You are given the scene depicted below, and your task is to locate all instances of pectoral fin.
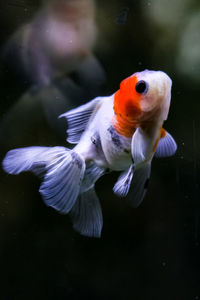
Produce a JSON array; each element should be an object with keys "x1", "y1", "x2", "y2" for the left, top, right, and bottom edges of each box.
[
  {"x1": 155, "y1": 130, "x2": 177, "y2": 157},
  {"x1": 131, "y1": 127, "x2": 148, "y2": 164}
]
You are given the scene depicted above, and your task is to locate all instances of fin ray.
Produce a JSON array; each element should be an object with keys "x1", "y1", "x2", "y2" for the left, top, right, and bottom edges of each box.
[
  {"x1": 70, "y1": 188, "x2": 103, "y2": 238},
  {"x1": 81, "y1": 161, "x2": 105, "y2": 193},
  {"x1": 126, "y1": 163, "x2": 151, "y2": 208},
  {"x1": 2, "y1": 146, "x2": 67, "y2": 177},
  {"x1": 155, "y1": 131, "x2": 177, "y2": 157},
  {"x1": 39, "y1": 151, "x2": 85, "y2": 213},
  {"x1": 113, "y1": 164, "x2": 134, "y2": 197},
  {"x1": 59, "y1": 97, "x2": 102, "y2": 144},
  {"x1": 3, "y1": 146, "x2": 85, "y2": 214}
]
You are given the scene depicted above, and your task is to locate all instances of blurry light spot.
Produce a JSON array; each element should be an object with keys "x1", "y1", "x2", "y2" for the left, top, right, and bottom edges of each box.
[
  {"x1": 176, "y1": 11, "x2": 200, "y2": 81},
  {"x1": 162, "y1": 261, "x2": 166, "y2": 267},
  {"x1": 143, "y1": 0, "x2": 189, "y2": 27}
]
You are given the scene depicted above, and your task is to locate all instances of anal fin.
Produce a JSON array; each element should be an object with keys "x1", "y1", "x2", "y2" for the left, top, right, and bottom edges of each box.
[
  {"x1": 81, "y1": 162, "x2": 105, "y2": 193},
  {"x1": 126, "y1": 163, "x2": 151, "y2": 208},
  {"x1": 113, "y1": 164, "x2": 134, "y2": 197}
]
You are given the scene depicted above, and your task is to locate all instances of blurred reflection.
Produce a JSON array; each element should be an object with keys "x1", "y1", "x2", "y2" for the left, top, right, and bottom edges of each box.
[
  {"x1": 1, "y1": 0, "x2": 106, "y2": 145},
  {"x1": 142, "y1": 0, "x2": 200, "y2": 82},
  {"x1": 1, "y1": 1, "x2": 200, "y2": 299},
  {"x1": 0, "y1": 77, "x2": 96, "y2": 150},
  {"x1": 4, "y1": 0, "x2": 104, "y2": 86},
  {"x1": 144, "y1": 0, "x2": 189, "y2": 27},
  {"x1": 176, "y1": 11, "x2": 200, "y2": 81}
]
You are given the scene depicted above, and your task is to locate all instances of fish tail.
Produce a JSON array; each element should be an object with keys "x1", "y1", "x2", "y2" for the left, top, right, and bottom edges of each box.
[
  {"x1": 70, "y1": 188, "x2": 103, "y2": 238},
  {"x1": 2, "y1": 146, "x2": 86, "y2": 214}
]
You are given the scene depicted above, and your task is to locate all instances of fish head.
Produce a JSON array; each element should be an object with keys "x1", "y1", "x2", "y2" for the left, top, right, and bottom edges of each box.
[
  {"x1": 113, "y1": 70, "x2": 172, "y2": 137},
  {"x1": 135, "y1": 70, "x2": 172, "y2": 121}
]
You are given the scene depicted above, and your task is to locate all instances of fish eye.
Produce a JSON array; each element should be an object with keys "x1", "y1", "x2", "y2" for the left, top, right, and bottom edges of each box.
[{"x1": 135, "y1": 80, "x2": 148, "y2": 94}]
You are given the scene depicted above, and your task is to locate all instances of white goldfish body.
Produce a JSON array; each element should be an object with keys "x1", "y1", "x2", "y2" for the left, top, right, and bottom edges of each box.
[{"x1": 2, "y1": 70, "x2": 177, "y2": 237}]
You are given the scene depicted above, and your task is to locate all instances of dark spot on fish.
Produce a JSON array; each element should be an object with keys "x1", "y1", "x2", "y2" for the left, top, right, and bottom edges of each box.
[
  {"x1": 91, "y1": 136, "x2": 96, "y2": 145},
  {"x1": 91, "y1": 133, "x2": 102, "y2": 150},
  {"x1": 144, "y1": 178, "x2": 150, "y2": 190},
  {"x1": 71, "y1": 152, "x2": 82, "y2": 170},
  {"x1": 130, "y1": 164, "x2": 135, "y2": 177},
  {"x1": 108, "y1": 125, "x2": 122, "y2": 148},
  {"x1": 124, "y1": 149, "x2": 130, "y2": 154},
  {"x1": 125, "y1": 177, "x2": 130, "y2": 186}
]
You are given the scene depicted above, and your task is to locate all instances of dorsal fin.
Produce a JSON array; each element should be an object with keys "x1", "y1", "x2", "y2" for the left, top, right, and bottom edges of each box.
[{"x1": 59, "y1": 97, "x2": 103, "y2": 144}]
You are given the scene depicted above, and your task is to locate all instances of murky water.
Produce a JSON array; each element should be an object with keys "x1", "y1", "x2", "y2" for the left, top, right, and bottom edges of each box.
[{"x1": 0, "y1": 1, "x2": 200, "y2": 299}]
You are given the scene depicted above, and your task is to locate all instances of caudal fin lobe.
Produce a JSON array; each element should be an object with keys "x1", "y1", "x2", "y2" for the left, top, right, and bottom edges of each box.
[{"x1": 2, "y1": 146, "x2": 85, "y2": 213}]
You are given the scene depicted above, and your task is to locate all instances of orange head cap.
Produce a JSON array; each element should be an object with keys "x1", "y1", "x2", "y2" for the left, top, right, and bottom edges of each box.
[{"x1": 113, "y1": 70, "x2": 172, "y2": 137}]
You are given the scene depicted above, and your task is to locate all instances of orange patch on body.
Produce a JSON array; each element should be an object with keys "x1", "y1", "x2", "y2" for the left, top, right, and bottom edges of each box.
[
  {"x1": 153, "y1": 137, "x2": 160, "y2": 153},
  {"x1": 153, "y1": 128, "x2": 167, "y2": 152},
  {"x1": 160, "y1": 128, "x2": 167, "y2": 138},
  {"x1": 113, "y1": 75, "x2": 142, "y2": 137}
]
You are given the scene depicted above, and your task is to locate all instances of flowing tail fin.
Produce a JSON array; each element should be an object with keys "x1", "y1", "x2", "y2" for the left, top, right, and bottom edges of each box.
[
  {"x1": 2, "y1": 146, "x2": 85, "y2": 214},
  {"x1": 70, "y1": 188, "x2": 103, "y2": 238}
]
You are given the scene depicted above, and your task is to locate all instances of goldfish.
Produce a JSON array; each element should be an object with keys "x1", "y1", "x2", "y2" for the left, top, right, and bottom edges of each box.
[{"x1": 2, "y1": 70, "x2": 177, "y2": 238}]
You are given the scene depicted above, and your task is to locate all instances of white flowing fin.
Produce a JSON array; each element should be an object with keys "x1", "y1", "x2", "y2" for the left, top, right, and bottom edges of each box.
[
  {"x1": 131, "y1": 127, "x2": 147, "y2": 164},
  {"x1": 113, "y1": 164, "x2": 134, "y2": 197},
  {"x1": 39, "y1": 151, "x2": 85, "y2": 214},
  {"x1": 2, "y1": 147, "x2": 85, "y2": 214},
  {"x1": 80, "y1": 162, "x2": 105, "y2": 193},
  {"x1": 59, "y1": 97, "x2": 103, "y2": 144},
  {"x1": 70, "y1": 188, "x2": 103, "y2": 238},
  {"x1": 126, "y1": 162, "x2": 151, "y2": 208},
  {"x1": 2, "y1": 146, "x2": 67, "y2": 177},
  {"x1": 155, "y1": 131, "x2": 177, "y2": 157}
]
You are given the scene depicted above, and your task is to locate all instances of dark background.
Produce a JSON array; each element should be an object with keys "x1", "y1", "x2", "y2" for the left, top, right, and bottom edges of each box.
[{"x1": 0, "y1": 0, "x2": 200, "y2": 299}]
